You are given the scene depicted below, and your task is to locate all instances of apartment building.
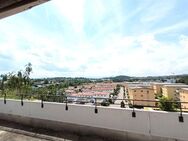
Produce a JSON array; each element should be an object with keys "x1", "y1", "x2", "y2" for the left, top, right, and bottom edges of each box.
[
  {"x1": 162, "y1": 85, "x2": 188, "y2": 100},
  {"x1": 128, "y1": 87, "x2": 155, "y2": 107},
  {"x1": 152, "y1": 83, "x2": 165, "y2": 95},
  {"x1": 124, "y1": 82, "x2": 151, "y2": 89},
  {"x1": 179, "y1": 88, "x2": 188, "y2": 111},
  {"x1": 92, "y1": 83, "x2": 116, "y2": 92}
]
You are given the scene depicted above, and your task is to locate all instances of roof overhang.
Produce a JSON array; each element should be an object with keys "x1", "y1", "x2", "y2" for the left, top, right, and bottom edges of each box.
[{"x1": 0, "y1": 0, "x2": 49, "y2": 19}]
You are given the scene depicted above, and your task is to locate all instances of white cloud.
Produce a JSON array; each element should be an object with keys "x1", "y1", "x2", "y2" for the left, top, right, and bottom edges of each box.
[
  {"x1": 180, "y1": 35, "x2": 188, "y2": 48},
  {"x1": 140, "y1": 0, "x2": 176, "y2": 23},
  {"x1": 0, "y1": 0, "x2": 188, "y2": 78},
  {"x1": 51, "y1": 0, "x2": 85, "y2": 33},
  {"x1": 153, "y1": 20, "x2": 188, "y2": 35}
]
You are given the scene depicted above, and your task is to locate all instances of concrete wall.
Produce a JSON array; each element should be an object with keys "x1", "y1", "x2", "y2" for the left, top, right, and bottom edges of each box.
[{"x1": 0, "y1": 99, "x2": 187, "y2": 141}]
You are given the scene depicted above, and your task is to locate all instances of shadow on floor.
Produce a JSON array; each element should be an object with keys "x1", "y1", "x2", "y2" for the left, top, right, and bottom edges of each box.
[{"x1": 0, "y1": 120, "x2": 105, "y2": 141}]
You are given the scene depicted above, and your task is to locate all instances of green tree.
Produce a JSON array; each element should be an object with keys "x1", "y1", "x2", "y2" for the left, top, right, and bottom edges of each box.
[
  {"x1": 24, "y1": 62, "x2": 32, "y2": 85},
  {"x1": 155, "y1": 93, "x2": 163, "y2": 99},
  {"x1": 3, "y1": 63, "x2": 33, "y2": 99},
  {"x1": 0, "y1": 74, "x2": 7, "y2": 95},
  {"x1": 159, "y1": 96, "x2": 176, "y2": 111},
  {"x1": 44, "y1": 79, "x2": 49, "y2": 84},
  {"x1": 17, "y1": 71, "x2": 23, "y2": 95}
]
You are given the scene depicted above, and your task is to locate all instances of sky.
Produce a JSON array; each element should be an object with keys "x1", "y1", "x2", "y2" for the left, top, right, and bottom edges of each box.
[{"x1": 0, "y1": 0, "x2": 188, "y2": 78}]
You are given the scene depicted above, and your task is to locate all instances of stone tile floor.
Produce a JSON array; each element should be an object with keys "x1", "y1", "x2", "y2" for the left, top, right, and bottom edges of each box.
[
  {"x1": 0, "y1": 130, "x2": 48, "y2": 141},
  {"x1": 0, "y1": 120, "x2": 105, "y2": 141},
  {"x1": 0, "y1": 130, "x2": 105, "y2": 141}
]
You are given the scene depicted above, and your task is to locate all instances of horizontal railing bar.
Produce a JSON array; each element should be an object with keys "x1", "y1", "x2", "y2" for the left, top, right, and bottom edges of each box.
[{"x1": 2, "y1": 94, "x2": 188, "y2": 104}]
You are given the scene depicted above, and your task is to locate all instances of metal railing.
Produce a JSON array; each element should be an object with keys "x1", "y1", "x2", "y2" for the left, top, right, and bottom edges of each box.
[{"x1": 1, "y1": 93, "x2": 188, "y2": 122}]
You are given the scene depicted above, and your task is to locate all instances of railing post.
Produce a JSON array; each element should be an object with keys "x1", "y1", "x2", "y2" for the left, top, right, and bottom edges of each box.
[
  {"x1": 132, "y1": 99, "x2": 136, "y2": 117},
  {"x1": 179, "y1": 102, "x2": 184, "y2": 122},
  {"x1": 65, "y1": 96, "x2": 68, "y2": 111},
  {"x1": 4, "y1": 92, "x2": 6, "y2": 104},
  {"x1": 121, "y1": 100, "x2": 125, "y2": 108},
  {"x1": 21, "y1": 94, "x2": 23, "y2": 106},
  {"x1": 94, "y1": 98, "x2": 98, "y2": 114},
  {"x1": 41, "y1": 95, "x2": 44, "y2": 108}
]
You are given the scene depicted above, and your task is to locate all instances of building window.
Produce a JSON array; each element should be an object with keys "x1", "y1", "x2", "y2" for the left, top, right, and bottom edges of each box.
[
  {"x1": 134, "y1": 90, "x2": 136, "y2": 92},
  {"x1": 147, "y1": 91, "x2": 149, "y2": 94},
  {"x1": 141, "y1": 95, "x2": 143, "y2": 97},
  {"x1": 141, "y1": 90, "x2": 143, "y2": 92}
]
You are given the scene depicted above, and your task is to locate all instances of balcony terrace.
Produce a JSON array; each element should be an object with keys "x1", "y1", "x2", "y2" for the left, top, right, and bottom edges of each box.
[{"x1": 0, "y1": 97, "x2": 188, "y2": 141}]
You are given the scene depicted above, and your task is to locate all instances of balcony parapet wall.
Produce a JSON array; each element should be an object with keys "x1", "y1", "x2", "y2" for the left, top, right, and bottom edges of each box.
[{"x1": 0, "y1": 99, "x2": 187, "y2": 141}]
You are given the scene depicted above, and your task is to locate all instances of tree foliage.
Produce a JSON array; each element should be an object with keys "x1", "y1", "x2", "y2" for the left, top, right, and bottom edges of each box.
[
  {"x1": 176, "y1": 76, "x2": 188, "y2": 85},
  {"x1": 159, "y1": 96, "x2": 176, "y2": 111},
  {"x1": 111, "y1": 84, "x2": 121, "y2": 96},
  {"x1": 0, "y1": 63, "x2": 32, "y2": 98}
]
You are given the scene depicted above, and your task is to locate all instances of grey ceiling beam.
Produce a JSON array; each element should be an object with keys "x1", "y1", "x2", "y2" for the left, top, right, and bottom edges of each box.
[{"x1": 0, "y1": 0, "x2": 49, "y2": 19}]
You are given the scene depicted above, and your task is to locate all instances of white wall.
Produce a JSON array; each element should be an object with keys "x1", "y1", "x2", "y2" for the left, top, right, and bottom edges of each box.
[
  {"x1": 149, "y1": 111, "x2": 188, "y2": 140},
  {"x1": 0, "y1": 99, "x2": 187, "y2": 141}
]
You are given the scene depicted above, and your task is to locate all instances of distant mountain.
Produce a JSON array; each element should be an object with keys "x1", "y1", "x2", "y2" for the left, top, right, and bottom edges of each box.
[
  {"x1": 104, "y1": 74, "x2": 188, "y2": 82},
  {"x1": 32, "y1": 74, "x2": 188, "y2": 83},
  {"x1": 105, "y1": 75, "x2": 132, "y2": 82}
]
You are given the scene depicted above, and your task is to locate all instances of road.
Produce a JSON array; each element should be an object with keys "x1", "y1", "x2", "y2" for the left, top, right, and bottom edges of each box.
[
  {"x1": 115, "y1": 87, "x2": 124, "y2": 104},
  {"x1": 114, "y1": 87, "x2": 129, "y2": 108}
]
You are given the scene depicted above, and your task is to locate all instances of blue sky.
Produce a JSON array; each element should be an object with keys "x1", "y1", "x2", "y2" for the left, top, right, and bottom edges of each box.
[{"x1": 0, "y1": 0, "x2": 188, "y2": 78}]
